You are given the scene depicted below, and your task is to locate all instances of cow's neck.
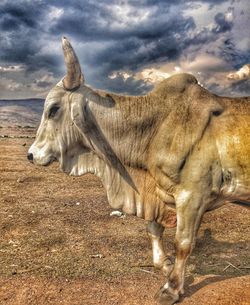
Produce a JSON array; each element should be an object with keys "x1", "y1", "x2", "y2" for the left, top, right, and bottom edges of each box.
[
  {"x1": 87, "y1": 91, "x2": 169, "y2": 169},
  {"x1": 66, "y1": 148, "x2": 175, "y2": 227},
  {"x1": 64, "y1": 90, "x2": 172, "y2": 215}
]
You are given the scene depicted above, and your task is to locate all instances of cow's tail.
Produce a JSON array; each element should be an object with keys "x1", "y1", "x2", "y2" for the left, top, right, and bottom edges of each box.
[{"x1": 231, "y1": 200, "x2": 250, "y2": 209}]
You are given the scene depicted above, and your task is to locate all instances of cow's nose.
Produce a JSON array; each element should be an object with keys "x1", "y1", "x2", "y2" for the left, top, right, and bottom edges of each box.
[{"x1": 27, "y1": 153, "x2": 33, "y2": 162}]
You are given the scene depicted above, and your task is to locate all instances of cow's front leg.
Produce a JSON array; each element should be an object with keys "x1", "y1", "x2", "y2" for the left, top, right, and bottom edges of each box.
[
  {"x1": 155, "y1": 191, "x2": 206, "y2": 304},
  {"x1": 147, "y1": 221, "x2": 173, "y2": 276}
]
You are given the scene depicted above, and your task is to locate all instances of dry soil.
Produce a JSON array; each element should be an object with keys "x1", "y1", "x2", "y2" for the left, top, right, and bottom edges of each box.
[{"x1": 0, "y1": 128, "x2": 249, "y2": 305}]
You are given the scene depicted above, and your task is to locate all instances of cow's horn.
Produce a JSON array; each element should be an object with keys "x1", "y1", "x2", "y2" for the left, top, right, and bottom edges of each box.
[{"x1": 62, "y1": 37, "x2": 84, "y2": 90}]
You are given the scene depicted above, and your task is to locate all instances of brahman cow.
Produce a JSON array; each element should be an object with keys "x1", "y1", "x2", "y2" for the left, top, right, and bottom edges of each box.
[{"x1": 28, "y1": 37, "x2": 250, "y2": 304}]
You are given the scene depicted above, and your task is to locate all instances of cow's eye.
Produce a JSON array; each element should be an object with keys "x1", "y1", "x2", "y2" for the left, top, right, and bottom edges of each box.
[{"x1": 48, "y1": 105, "x2": 60, "y2": 118}]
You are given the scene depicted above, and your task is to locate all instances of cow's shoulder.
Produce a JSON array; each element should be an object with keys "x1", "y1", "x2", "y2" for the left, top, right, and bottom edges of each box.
[{"x1": 152, "y1": 73, "x2": 198, "y2": 97}]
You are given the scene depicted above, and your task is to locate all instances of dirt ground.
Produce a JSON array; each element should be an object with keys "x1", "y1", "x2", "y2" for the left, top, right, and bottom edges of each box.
[{"x1": 0, "y1": 128, "x2": 249, "y2": 305}]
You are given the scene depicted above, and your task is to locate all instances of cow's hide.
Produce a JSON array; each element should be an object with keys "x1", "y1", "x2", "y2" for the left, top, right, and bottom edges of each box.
[
  {"x1": 147, "y1": 74, "x2": 223, "y2": 193},
  {"x1": 56, "y1": 74, "x2": 223, "y2": 226}
]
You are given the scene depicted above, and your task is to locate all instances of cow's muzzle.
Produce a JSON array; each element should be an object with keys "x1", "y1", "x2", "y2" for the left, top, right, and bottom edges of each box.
[{"x1": 27, "y1": 153, "x2": 34, "y2": 162}]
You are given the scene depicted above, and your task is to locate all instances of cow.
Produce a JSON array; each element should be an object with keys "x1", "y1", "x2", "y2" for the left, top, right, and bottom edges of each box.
[{"x1": 28, "y1": 37, "x2": 250, "y2": 304}]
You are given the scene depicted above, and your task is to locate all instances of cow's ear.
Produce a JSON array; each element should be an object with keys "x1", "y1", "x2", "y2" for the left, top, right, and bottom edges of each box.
[
  {"x1": 71, "y1": 95, "x2": 89, "y2": 134},
  {"x1": 70, "y1": 90, "x2": 115, "y2": 134}
]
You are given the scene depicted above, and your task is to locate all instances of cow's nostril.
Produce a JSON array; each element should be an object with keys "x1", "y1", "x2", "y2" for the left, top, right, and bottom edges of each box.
[{"x1": 27, "y1": 153, "x2": 33, "y2": 161}]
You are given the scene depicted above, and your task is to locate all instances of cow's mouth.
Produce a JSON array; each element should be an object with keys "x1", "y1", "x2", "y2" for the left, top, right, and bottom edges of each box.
[
  {"x1": 42, "y1": 156, "x2": 57, "y2": 166},
  {"x1": 28, "y1": 155, "x2": 57, "y2": 166}
]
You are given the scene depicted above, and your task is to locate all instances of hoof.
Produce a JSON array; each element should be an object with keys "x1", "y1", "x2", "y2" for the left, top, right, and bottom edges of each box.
[{"x1": 155, "y1": 286, "x2": 179, "y2": 305}]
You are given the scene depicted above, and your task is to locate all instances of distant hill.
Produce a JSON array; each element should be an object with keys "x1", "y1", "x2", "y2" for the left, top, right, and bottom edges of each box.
[{"x1": 0, "y1": 99, "x2": 44, "y2": 127}]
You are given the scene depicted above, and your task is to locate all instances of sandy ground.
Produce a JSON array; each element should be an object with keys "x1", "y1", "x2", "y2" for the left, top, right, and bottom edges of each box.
[{"x1": 0, "y1": 129, "x2": 249, "y2": 305}]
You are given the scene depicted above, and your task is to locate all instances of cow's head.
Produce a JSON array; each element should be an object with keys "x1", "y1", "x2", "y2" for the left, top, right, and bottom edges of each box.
[{"x1": 28, "y1": 37, "x2": 114, "y2": 174}]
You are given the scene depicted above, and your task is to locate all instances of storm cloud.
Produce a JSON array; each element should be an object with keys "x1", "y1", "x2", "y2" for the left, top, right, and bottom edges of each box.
[{"x1": 0, "y1": 0, "x2": 249, "y2": 98}]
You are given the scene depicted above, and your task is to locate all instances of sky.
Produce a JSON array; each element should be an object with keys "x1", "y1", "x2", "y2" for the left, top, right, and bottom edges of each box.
[{"x1": 0, "y1": 0, "x2": 249, "y2": 99}]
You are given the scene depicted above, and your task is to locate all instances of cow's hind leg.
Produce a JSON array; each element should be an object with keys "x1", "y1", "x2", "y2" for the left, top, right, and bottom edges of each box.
[
  {"x1": 147, "y1": 221, "x2": 173, "y2": 276},
  {"x1": 155, "y1": 191, "x2": 207, "y2": 304}
]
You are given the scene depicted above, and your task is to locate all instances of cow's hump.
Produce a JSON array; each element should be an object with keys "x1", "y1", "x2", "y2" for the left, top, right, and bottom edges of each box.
[{"x1": 153, "y1": 73, "x2": 198, "y2": 97}]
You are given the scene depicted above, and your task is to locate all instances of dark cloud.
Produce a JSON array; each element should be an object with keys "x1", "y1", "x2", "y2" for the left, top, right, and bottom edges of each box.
[
  {"x1": 0, "y1": 0, "x2": 249, "y2": 98},
  {"x1": 202, "y1": 0, "x2": 229, "y2": 3},
  {"x1": 34, "y1": 80, "x2": 52, "y2": 88},
  {"x1": 207, "y1": 78, "x2": 250, "y2": 97},
  {"x1": 0, "y1": 2, "x2": 45, "y2": 65},
  {"x1": 1, "y1": 0, "x2": 196, "y2": 68},
  {"x1": 230, "y1": 79, "x2": 250, "y2": 96},
  {"x1": 0, "y1": 3, "x2": 40, "y2": 30},
  {"x1": 98, "y1": 73, "x2": 153, "y2": 95},
  {"x1": 0, "y1": 0, "x2": 63, "y2": 77},
  {"x1": 47, "y1": 0, "x2": 196, "y2": 93},
  {"x1": 224, "y1": 44, "x2": 250, "y2": 69},
  {"x1": 213, "y1": 12, "x2": 233, "y2": 33},
  {"x1": 49, "y1": 0, "x2": 194, "y2": 42},
  {"x1": 0, "y1": 1, "x2": 46, "y2": 34}
]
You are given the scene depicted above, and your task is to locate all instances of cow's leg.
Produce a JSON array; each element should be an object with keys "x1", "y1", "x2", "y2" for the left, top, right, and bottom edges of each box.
[
  {"x1": 147, "y1": 221, "x2": 173, "y2": 275},
  {"x1": 155, "y1": 191, "x2": 206, "y2": 304}
]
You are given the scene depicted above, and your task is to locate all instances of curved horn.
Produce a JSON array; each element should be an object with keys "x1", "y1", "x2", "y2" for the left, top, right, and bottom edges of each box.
[{"x1": 62, "y1": 37, "x2": 84, "y2": 90}]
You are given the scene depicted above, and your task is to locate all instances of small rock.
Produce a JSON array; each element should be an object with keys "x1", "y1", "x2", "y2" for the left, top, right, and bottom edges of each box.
[
  {"x1": 76, "y1": 202, "x2": 80, "y2": 206},
  {"x1": 8, "y1": 240, "x2": 18, "y2": 246},
  {"x1": 90, "y1": 254, "x2": 104, "y2": 258},
  {"x1": 17, "y1": 177, "x2": 25, "y2": 183},
  {"x1": 22, "y1": 143, "x2": 26, "y2": 147},
  {"x1": 110, "y1": 210, "x2": 125, "y2": 218}
]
